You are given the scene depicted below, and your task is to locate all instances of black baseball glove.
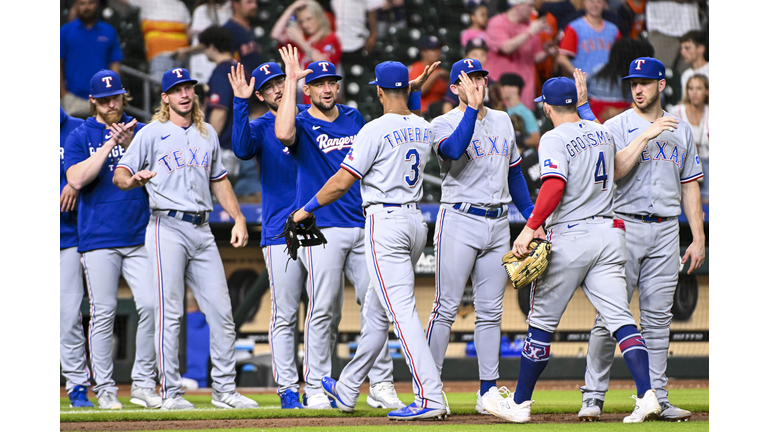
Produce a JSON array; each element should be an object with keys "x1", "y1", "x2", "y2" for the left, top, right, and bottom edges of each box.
[{"x1": 271, "y1": 210, "x2": 327, "y2": 260}]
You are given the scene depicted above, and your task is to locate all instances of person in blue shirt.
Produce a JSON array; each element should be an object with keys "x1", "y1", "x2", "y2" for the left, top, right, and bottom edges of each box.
[
  {"x1": 60, "y1": 0, "x2": 123, "y2": 118},
  {"x1": 498, "y1": 73, "x2": 540, "y2": 148},
  {"x1": 222, "y1": 0, "x2": 262, "y2": 75},
  {"x1": 60, "y1": 107, "x2": 92, "y2": 408},
  {"x1": 63, "y1": 70, "x2": 159, "y2": 410}
]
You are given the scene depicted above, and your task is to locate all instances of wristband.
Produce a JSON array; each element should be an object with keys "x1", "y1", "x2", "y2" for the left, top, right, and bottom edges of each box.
[
  {"x1": 303, "y1": 195, "x2": 323, "y2": 213},
  {"x1": 407, "y1": 90, "x2": 422, "y2": 111},
  {"x1": 577, "y1": 102, "x2": 597, "y2": 121}
]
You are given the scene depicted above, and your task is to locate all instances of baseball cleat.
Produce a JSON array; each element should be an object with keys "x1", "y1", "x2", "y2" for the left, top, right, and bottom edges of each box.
[
  {"x1": 129, "y1": 383, "x2": 162, "y2": 409},
  {"x1": 623, "y1": 389, "x2": 661, "y2": 423},
  {"x1": 279, "y1": 389, "x2": 304, "y2": 409},
  {"x1": 160, "y1": 395, "x2": 195, "y2": 410},
  {"x1": 322, "y1": 377, "x2": 355, "y2": 413},
  {"x1": 212, "y1": 390, "x2": 259, "y2": 409},
  {"x1": 578, "y1": 398, "x2": 603, "y2": 422},
  {"x1": 442, "y1": 391, "x2": 451, "y2": 416},
  {"x1": 476, "y1": 386, "x2": 503, "y2": 415},
  {"x1": 387, "y1": 402, "x2": 447, "y2": 421},
  {"x1": 305, "y1": 392, "x2": 333, "y2": 409},
  {"x1": 68, "y1": 385, "x2": 94, "y2": 408},
  {"x1": 97, "y1": 391, "x2": 123, "y2": 410},
  {"x1": 480, "y1": 387, "x2": 533, "y2": 423},
  {"x1": 659, "y1": 401, "x2": 692, "y2": 422},
  {"x1": 367, "y1": 381, "x2": 405, "y2": 409}
]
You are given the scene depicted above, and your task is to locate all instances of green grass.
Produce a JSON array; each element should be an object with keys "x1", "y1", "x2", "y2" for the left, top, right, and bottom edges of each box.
[
  {"x1": 131, "y1": 425, "x2": 710, "y2": 432},
  {"x1": 60, "y1": 389, "x2": 708, "y2": 423}
]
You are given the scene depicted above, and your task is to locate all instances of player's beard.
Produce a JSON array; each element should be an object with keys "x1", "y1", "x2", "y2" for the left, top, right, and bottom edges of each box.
[
  {"x1": 170, "y1": 98, "x2": 194, "y2": 117},
  {"x1": 634, "y1": 86, "x2": 660, "y2": 112},
  {"x1": 103, "y1": 110, "x2": 123, "y2": 126},
  {"x1": 312, "y1": 93, "x2": 337, "y2": 112}
]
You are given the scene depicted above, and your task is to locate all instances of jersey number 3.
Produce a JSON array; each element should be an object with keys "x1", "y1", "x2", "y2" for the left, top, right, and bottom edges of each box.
[
  {"x1": 594, "y1": 151, "x2": 608, "y2": 191},
  {"x1": 405, "y1": 148, "x2": 420, "y2": 187}
]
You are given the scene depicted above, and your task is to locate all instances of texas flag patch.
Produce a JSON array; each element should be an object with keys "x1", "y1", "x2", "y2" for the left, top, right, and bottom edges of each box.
[
  {"x1": 544, "y1": 158, "x2": 559, "y2": 169},
  {"x1": 345, "y1": 148, "x2": 356, "y2": 162}
]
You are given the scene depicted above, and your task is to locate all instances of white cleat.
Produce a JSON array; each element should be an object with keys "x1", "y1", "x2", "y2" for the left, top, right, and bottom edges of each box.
[
  {"x1": 366, "y1": 381, "x2": 405, "y2": 409},
  {"x1": 130, "y1": 383, "x2": 162, "y2": 409},
  {"x1": 476, "y1": 386, "x2": 504, "y2": 415},
  {"x1": 161, "y1": 395, "x2": 195, "y2": 410},
  {"x1": 97, "y1": 392, "x2": 123, "y2": 410},
  {"x1": 578, "y1": 398, "x2": 603, "y2": 422},
  {"x1": 480, "y1": 387, "x2": 533, "y2": 423},
  {"x1": 623, "y1": 389, "x2": 662, "y2": 423},
  {"x1": 305, "y1": 392, "x2": 333, "y2": 409},
  {"x1": 212, "y1": 390, "x2": 260, "y2": 409}
]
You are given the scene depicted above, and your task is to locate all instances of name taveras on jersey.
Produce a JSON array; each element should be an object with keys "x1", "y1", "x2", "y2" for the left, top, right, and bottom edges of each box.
[
  {"x1": 158, "y1": 147, "x2": 211, "y2": 173},
  {"x1": 317, "y1": 134, "x2": 357, "y2": 154},
  {"x1": 565, "y1": 130, "x2": 612, "y2": 158},
  {"x1": 384, "y1": 126, "x2": 432, "y2": 148}
]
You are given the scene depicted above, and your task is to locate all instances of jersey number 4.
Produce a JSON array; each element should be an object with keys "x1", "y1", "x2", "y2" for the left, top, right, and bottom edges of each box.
[
  {"x1": 594, "y1": 151, "x2": 608, "y2": 191},
  {"x1": 405, "y1": 148, "x2": 420, "y2": 187}
]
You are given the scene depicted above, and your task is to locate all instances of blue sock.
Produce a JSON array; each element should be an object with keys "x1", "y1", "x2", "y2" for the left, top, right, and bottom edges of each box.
[
  {"x1": 514, "y1": 327, "x2": 551, "y2": 404},
  {"x1": 615, "y1": 325, "x2": 652, "y2": 397},
  {"x1": 480, "y1": 380, "x2": 497, "y2": 396}
]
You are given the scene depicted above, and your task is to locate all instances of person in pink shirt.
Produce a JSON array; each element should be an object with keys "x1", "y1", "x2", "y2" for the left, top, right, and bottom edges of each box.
[
  {"x1": 460, "y1": 1, "x2": 488, "y2": 47},
  {"x1": 485, "y1": 0, "x2": 557, "y2": 110}
]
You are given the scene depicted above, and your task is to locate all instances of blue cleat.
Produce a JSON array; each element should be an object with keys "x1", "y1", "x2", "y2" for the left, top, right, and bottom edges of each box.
[
  {"x1": 68, "y1": 385, "x2": 95, "y2": 408},
  {"x1": 321, "y1": 377, "x2": 355, "y2": 413},
  {"x1": 279, "y1": 389, "x2": 304, "y2": 409},
  {"x1": 388, "y1": 402, "x2": 448, "y2": 421}
]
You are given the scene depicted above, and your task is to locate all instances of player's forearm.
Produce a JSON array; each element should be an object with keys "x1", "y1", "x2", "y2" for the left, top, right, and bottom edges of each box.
[
  {"x1": 212, "y1": 178, "x2": 245, "y2": 222},
  {"x1": 231, "y1": 98, "x2": 256, "y2": 159},
  {"x1": 275, "y1": 81, "x2": 299, "y2": 146},
  {"x1": 681, "y1": 181, "x2": 705, "y2": 243},
  {"x1": 66, "y1": 144, "x2": 117, "y2": 189},
  {"x1": 614, "y1": 135, "x2": 651, "y2": 180},
  {"x1": 526, "y1": 177, "x2": 565, "y2": 230},
  {"x1": 500, "y1": 31, "x2": 533, "y2": 54},
  {"x1": 316, "y1": 169, "x2": 357, "y2": 206},
  {"x1": 112, "y1": 166, "x2": 137, "y2": 190},
  {"x1": 437, "y1": 107, "x2": 478, "y2": 160},
  {"x1": 508, "y1": 164, "x2": 534, "y2": 219}
]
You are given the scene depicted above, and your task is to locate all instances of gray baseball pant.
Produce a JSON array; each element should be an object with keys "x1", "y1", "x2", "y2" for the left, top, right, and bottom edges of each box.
[{"x1": 60, "y1": 246, "x2": 91, "y2": 393}]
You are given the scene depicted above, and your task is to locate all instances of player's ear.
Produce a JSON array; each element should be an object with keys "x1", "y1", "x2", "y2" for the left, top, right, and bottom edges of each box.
[
  {"x1": 658, "y1": 79, "x2": 666, "y2": 93},
  {"x1": 161, "y1": 93, "x2": 169, "y2": 104},
  {"x1": 254, "y1": 91, "x2": 265, "y2": 102},
  {"x1": 302, "y1": 85, "x2": 310, "y2": 96},
  {"x1": 450, "y1": 84, "x2": 459, "y2": 96}
]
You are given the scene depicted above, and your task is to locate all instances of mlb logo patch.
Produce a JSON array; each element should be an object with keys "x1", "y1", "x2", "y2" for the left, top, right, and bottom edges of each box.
[{"x1": 544, "y1": 158, "x2": 559, "y2": 169}]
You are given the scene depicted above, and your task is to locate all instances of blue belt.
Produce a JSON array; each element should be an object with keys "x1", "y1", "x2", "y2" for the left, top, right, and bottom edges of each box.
[
  {"x1": 618, "y1": 212, "x2": 673, "y2": 223},
  {"x1": 168, "y1": 210, "x2": 208, "y2": 225},
  {"x1": 453, "y1": 203, "x2": 506, "y2": 219}
]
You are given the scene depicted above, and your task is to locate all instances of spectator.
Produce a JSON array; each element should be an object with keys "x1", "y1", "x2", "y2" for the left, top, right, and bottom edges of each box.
[
  {"x1": 187, "y1": 0, "x2": 233, "y2": 83},
  {"x1": 442, "y1": 38, "x2": 494, "y2": 113},
  {"x1": 61, "y1": 0, "x2": 123, "y2": 118},
  {"x1": 377, "y1": 0, "x2": 407, "y2": 36},
  {"x1": 499, "y1": 73, "x2": 540, "y2": 148},
  {"x1": 199, "y1": 26, "x2": 240, "y2": 179},
  {"x1": 331, "y1": 0, "x2": 383, "y2": 68},
  {"x1": 669, "y1": 74, "x2": 708, "y2": 203},
  {"x1": 460, "y1": 1, "x2": 489, "y2": 47},
  {"x1": 616, "y1": 0, "x2": 645, "y2": 39},
  {"x1": 678, "y1": 30, "x2": 708, "y2": 103},
  {"x1": 557, "y1": 0, "x2": 621, "y2": 77},
  {"x1": 222, "y1": 0, "x2": 262, "y2": 75},
  {"x1": 586, "y1": 37, "x2": 654, "y2": 122},
  {"x1": 485, "y1": 0, "x2": 557, "y2": 111},
  {"x1": 115, "y1": 0, "x2": 192, "y2": 83},
  {"x1": 645, "y1": 0, "x2": 702, "y2": 73},
  {"x1": 535, "y1": 0, "x2": 577, "y2": 32},
  {"x1": 409, "y1": 36, "x2": 449, "y2": 113}
]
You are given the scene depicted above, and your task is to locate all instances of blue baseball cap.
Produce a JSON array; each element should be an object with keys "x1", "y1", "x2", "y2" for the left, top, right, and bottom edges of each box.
[
  {"x1": 305, "y1": 61, "x2": 343, "y2": 85},
  {"x1": 534, "y1": 77, "x2": 577, "y2": 105},
  {"x1": 450, "y1": 58, "x2": 489, "y2": 85},
  {"x1": 623, "y1": 57, "x2": 666, "y2": 80},
  {"x1": 162, "y1": 68, "x2": 198, "y2": 93},
  {"x1": 369, "y1": 61, "x2": 409, "y2": 89},
  {"x1": 252, "y1": 62, "x2": 286, "y2": 91},
  {"x1": 90, "y1": 70, "x2": 126, "y2": 98}
]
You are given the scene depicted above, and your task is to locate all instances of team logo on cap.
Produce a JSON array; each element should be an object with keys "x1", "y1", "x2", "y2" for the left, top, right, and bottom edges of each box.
[
  {"x1": 102, "y1": 76, "x2": 113, "y2": 88},
  {"x1": 318, "y1": 62, "x2": 330, "y2": 72},
  {"x1": 259, "y1": 64, "x2": 271, "y2": 75},
  {"x1": 172, "y1": 68, "x2": 184, "y2": 78},
  {"x1": 463, "y1": 59, "x2": 476, "y2": 69},
  {"x1": 634, "y1": 59, "x2": 646, "y2": 70}
]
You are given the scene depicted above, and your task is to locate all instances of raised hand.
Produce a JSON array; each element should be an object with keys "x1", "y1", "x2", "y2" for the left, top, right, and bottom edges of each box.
[
  {"x1": 409, "y1": 61, "x2": 441, "y2": 93},
  {"x1": 642, "y1": 116, "x2": 680, "y2": 141},
  {"x1": 574, "y1": 68, "x2": 588, "y2": 107},
  {"x1": 109, "y1": 118, "x2": 138, "y2": 149},
  {"x1": 228, "y1": 63, "x2": 255, "y2": 99},
  {"x1": 458, "y1": 71, "x2": 483, "y2": 110},
  {"x1": 129, "y1": 170, "x2": 157, "y2": 188},
  {"x1": 279, "y1": 44, "x2": 313, "y2": 82}
]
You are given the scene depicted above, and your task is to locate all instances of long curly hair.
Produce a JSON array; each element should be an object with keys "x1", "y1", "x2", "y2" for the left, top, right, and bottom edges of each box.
[
  {"x1": 151, "y1": 94, "x2": 209, "y2": 138},
  {"x1": 592, "y1": 37, "x2": 655, "y2": 99}
]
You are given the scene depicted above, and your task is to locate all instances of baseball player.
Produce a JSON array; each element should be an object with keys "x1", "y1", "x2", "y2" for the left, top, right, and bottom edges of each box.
[
  {"x1": 425, "y1": 58, "x2": 542, "y2": 414},
  {"x1": 481, "y1": 77, "x2": 661, "y2": 424},
  {"x1": 63, "y1": 70, "x2": 159, "y2": 410},
  {"x1": 113, "y1": 67, "x2": 259, "y2": 411},
  {"x1": 579, "y1": 57, "x2": 705, "y2": 422},
  {"x1": 60, "y1": 107, "x2": 92, "y2": 408},
  {"x1": 273, "y1": 45, "x2": 426, "y2": 410},
  {"x1": 294, "y1": 60, "x2": 448, "y2": 420},
  {"x1": 227, "y1": 61, "x2": 309, "y2": 409}
]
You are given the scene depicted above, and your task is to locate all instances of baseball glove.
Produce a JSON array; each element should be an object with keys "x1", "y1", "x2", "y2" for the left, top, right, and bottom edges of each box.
[
  {"x1": 272, "y1": 210, "x2": 328, "y2": 260},
  {"x1": 502, "y1": 238, "x2": 552, "y2": 289}
]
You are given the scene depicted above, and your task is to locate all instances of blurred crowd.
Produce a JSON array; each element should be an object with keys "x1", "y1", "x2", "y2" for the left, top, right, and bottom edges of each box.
[{"x1": 61, "y1": 0, "x2": 710, "y2": 204}]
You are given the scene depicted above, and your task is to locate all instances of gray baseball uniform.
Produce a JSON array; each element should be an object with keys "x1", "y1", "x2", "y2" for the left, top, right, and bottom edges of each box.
[
  {"x1": 331, "y1": 113, "x2": 446, "y2": 409},
  {"x1": 117, "y1": 120, "x2": 239, "y2": 400},
  {"x1": 529, "y1": 120, "x2": 636, "y2": 335},
  {"x1": 425, "y1": 107, "x2": 522, "y2": 382},
  {"x1": 582, "y1": 109, "x2": 703, "y2": 404},
  {"x1": 60, "y1": 247, "x2": 91, "y2": 393}
]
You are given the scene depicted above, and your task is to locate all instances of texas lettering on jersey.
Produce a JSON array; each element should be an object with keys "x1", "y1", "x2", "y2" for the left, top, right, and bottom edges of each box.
[
  {"x1": 157, "y1": 147, "x2": 211, "y2": 173},
  {"x1": 461, "y1": 135, "x2": 511, "y2": 162},
  {"x1": 640, "y1": 140, "x2": 686, "y2": 169}
]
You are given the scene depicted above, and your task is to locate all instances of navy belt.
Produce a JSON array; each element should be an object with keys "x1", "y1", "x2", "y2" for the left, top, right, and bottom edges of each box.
[
  {"x1": 383, "y1": 203, "x2": 419, "y2": 209},
  {"x1": 453, "y1": 203, "x2": 506, "y2": 219},
  {"x1": 618, "y1": 212, "x2": 673, "y2": 223},
  {"x1": 168, "y1": 210, "x2": 208, "y2": 225}
]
